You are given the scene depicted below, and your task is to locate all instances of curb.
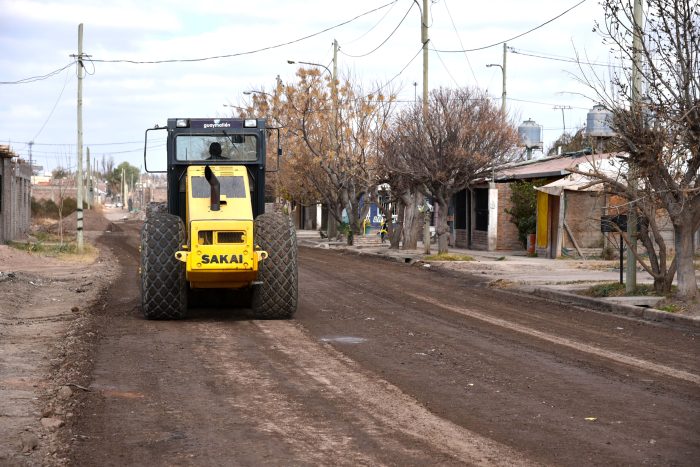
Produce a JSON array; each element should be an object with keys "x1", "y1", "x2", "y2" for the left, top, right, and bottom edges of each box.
[{"x1": 522, "y1": 287, "x2": 700, "y2": 329}]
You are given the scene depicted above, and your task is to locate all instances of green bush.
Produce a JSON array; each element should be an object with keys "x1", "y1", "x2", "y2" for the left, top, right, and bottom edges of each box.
[{"x1": 504, "y1": 181, "x2": 540, "y2": 248}]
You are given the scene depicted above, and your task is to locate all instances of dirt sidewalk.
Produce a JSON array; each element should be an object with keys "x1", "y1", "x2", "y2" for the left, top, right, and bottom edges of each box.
[{"x1": 0, "y1": 219, "x2": 119, "y2": 465}]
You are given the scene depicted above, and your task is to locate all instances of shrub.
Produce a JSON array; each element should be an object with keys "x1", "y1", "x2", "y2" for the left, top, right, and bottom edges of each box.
[{"x1": 504, "y1": 181, "x2": 541, "y2": 248}]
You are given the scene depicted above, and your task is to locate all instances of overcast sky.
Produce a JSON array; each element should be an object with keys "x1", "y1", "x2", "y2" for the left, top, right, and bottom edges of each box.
[{"x1": 0, "y1": 0, "x2": 616, "y2": 174}]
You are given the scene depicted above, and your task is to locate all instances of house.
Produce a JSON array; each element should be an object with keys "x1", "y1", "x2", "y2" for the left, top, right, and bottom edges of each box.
[{"x1": 453, "y1": 151, "x2": 622, "y2": 255}]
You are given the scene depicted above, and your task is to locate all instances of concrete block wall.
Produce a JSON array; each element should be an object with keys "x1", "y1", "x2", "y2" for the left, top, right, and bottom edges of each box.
[{"x1": 0, "y1": 149, "x2": 31, "y2": 243}]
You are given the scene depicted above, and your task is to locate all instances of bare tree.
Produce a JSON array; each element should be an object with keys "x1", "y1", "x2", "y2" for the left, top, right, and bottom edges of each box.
[
  {"x1": 52, "y1": 167, "x2": 70, "y2": 245},
  {"x1": 383, "y1": 87, "x2": 518, "y2": 254},
  {"x1": 571, "y1": 157, "x2": 677, "y2": 294},
  {"x1": 581, "y1": 0, "x2": 699, "y2": 298},
  {"x1": 248, "y1": 69, "x2": 396, "y2": 244},
  {"x1": 375, "y1": 161, "x2": 423, "y2": 250}
]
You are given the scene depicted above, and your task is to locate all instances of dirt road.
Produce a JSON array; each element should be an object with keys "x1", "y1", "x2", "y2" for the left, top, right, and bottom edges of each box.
[{"x1": 16, "y1": 218, "x2": 699, "y2": 465}]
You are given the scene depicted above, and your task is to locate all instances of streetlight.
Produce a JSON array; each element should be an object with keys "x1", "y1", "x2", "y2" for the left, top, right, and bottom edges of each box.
[
  {"x1": 223, "y1": 103, "x2": 248, "y2": 115},
  {"x1": 288, "y1": 55, "x2": 339, "y2": 238},
  {"x1": 243, "y1": 90, "x2": 274, "y2": 97},
  {"x1": 287, "y1": 59, "x2": 332, "y2": 79},
  {"x1": 486, "y1": 63, "x2": 506, "y2": 116},
  {"x1": 486, "y1": 43, "x2": 508, "y2": 117}
]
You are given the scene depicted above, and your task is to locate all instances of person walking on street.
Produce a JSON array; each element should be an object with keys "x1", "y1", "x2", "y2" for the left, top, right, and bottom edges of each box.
[{"x1": 379, "y1": 219, "x2": 388, "y2": 243}]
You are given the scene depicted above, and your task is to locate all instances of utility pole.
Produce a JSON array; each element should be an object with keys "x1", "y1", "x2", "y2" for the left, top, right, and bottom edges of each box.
[
  {"x1": 553, "y1": 105, "x2": 572, "y2": 134},
  {"x1": 327, "y1": 38, "x2": 340, "y2": 240},
  {"x1": 501, "y1": 43, "x2": 507, "y2": 116},
  {"x1": 28, "y1": 141, "x2": 33, "y2": 197},
  {"x1": 75, "y1": 23, "x2": 84, "y2": 252},
  {"x1": 422, "y1": 0, "x2": 431, "y2": 254},
  {"x1": 421, "y1": 0, "x2": 429, "y2": 115},
  {"x1": 486, "y1": 43, "x2": 507, "y2": 118},
  {"x1": 122, "y1": 167, "x2": 126, "y2": 210},
  {"x1": 626, "y1": 0, "x2": 643, "y2": 293},
  {"x1": 86, "y1": 146, "x2": 91, "y2": 209}
]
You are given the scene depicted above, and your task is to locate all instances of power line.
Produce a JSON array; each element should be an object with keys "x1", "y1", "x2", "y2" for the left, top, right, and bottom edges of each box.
[
  {"x1": 0, "y1": 61, "x2": 76, "y2": 85},
  {"x1": 32, "y1": 67, "x2": 74, "y2": 142},
  {"x1": 343, "y1": 0, "x2": 400, "y2": 45},
  {"x1": 442, "y1": 0, "x2": 479, "y2": 87},
  {"x1": 362, "y1": 45, "x2": 424, "y2": 100},
  {"x1": 278, "y1": 46, "x2": 424, "y2": 112},
  {"x1": 507, "y1": 96, "x2": 589, "y2": 110},
  {"x1": 433, "y1": 0, "x2": 588, "y2": 53},
  {"x1": 432, "y1": 43, "x2": 461, "y2": 87},
  {"x1": 340, "y1": 1, "x2": 415, "y2": 58},
  {"x1": 28, "y1": 140, "x2": 144, "y2": 147},
  {"x1": 91, "y1": 1, "x2": 398, "y2": 65},
  {"x1": 508, "y1": 47, "x2": 623, "y2": 69}
]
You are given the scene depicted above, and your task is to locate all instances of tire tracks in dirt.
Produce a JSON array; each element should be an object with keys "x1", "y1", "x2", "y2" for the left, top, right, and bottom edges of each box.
[
  {"x1": 407, "y1": 292, "x2": 700, "y2": 385},
  {"x1": 194, "y1": 319, "x2": 534, "y2": 466}
]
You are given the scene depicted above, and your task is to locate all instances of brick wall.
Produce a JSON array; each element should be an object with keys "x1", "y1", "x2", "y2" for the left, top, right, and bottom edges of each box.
[
  {"x1": 496, "y1": 183, "x2": 524, "y2": 250},
  {"x1": 471, "y1": 229, "x2": 488, "y2": 250},
  {"x1": 563, "y1": 191, "x2": 605, "y2": 249},
  {"x1": 454, "y1": 228, "x2": 467, "y2": 248},
  {"x1": 31, "y1": 184, "x2": 78, "y2": 202}
]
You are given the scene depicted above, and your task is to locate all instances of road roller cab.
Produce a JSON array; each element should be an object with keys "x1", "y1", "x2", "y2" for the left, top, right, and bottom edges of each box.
[{"x1": 140, "y1": 118, "x2": 297, "y2": 320}]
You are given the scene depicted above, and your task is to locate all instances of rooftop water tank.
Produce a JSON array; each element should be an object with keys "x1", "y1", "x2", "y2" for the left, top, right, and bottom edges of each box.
[
  {"x1": 585, "y1": 104, "x2": 615, "y2": 137},
  {"x1": 518, "y1": 119, "x2": 542, "y2": 148}
]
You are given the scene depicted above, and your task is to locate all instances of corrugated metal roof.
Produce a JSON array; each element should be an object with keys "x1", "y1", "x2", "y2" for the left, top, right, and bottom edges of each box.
[{"x1": 495, "y1": 152, "x2": 622, "y2": 181}]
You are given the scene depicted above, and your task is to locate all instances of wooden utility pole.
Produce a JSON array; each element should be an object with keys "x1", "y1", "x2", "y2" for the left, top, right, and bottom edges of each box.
[
  {"x1": 76, "y1": 23, "x2": 84, "y2": 252},
  {"x1": 422, "y1": 0, "x2": 431, "y2": 255},
  {"x1": 626, "y1": 0, "x2": 643, "y2": 293}
]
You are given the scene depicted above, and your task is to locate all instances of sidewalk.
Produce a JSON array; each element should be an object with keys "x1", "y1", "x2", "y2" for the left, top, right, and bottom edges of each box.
[{"x1": 296, "y1": 229, "x2": 700, "y2": 329}]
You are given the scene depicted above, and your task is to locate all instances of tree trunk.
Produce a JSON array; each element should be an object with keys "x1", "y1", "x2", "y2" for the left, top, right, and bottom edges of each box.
[
  {"x1": 674, "y1": 223, "x2": 697, "y2": 299},
  {"x1": 435, "y1": 195, "x2": 450, "y2": 255},
  {"x1": 327, "y1": 204, "x2": 343, "y2": 241},
  {"x1": 400, "y1": 191, "x2": 420, "y2": 250},
  {"x1": 389, "y1": 201, "x2": 403, "y2": 250}
]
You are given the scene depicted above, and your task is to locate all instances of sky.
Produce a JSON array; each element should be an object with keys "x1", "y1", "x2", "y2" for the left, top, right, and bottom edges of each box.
[{"x1": 0, "y1": 0, "x2": 618, "y2": 175}]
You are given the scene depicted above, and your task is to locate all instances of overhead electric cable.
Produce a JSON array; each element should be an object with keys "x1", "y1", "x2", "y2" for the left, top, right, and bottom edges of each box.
[
  {"x1": 1, "y1": 61, "x2": 76, "y2": 85},
  {"x1": 507, "y1": 96, "x2": 589, "y2": 110},
  {"x1": 363, "y1": 45, "x2": 423, "y2": 99},
  {"x1": 32, "y1": 67, "x2": 74, "y2": 142},
  {"x1": 27, "y1": 140, "x2": 144, "y2": 146},
  {"x1": 340, "y1": 1, "x2": 415, "y2": 58},
  {"x1": 287, "y1": 46, "x2": 424, "y2": 112},
  {"x1": 509, "y1": 47, "x2": 622, "y2": 68},
  {"x1": 433, "y1": 0, "x2": 587, "y2": 53},
  {"x1": 432, "y1": 43, "x2": 461, "y2": 87},
  {"x1": 91, "y1": 1, "x2": 398, "y2": 64},
  {"x1": 344, "y1": 0, "x2": 399, "y2": 44},
  {"x1": 443, "y1": 0, "x2": 479, "y2": 86}
]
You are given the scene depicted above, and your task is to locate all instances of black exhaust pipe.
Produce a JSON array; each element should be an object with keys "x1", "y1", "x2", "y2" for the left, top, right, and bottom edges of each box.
[{"x1": 204, "y1": 166, "x2": 220, "y2": 211}]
